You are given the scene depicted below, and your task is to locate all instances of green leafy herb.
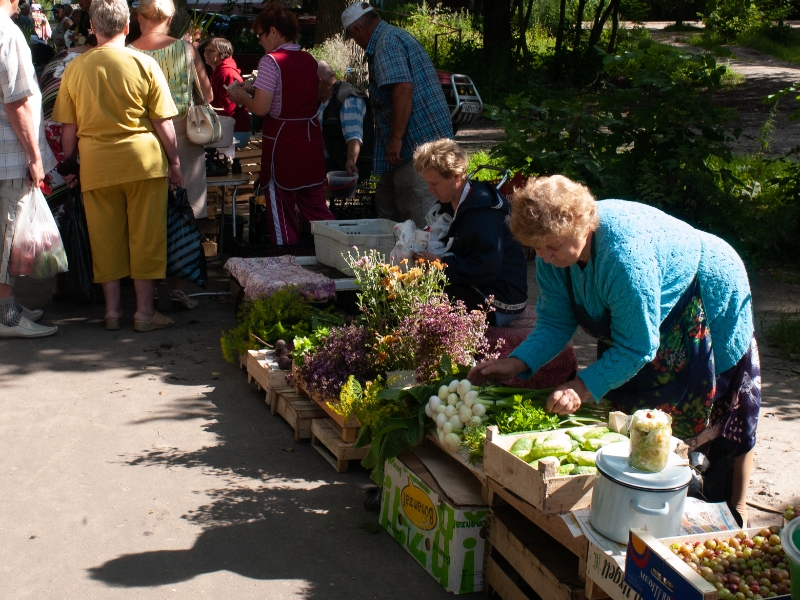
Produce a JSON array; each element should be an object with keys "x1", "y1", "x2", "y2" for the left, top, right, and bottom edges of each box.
[
  {"x1": 495, "y1": 395, "x2": 561, "y2": 434},
  {"x1": 461, "y1": 424, "x2": 488, "y2": 465}
]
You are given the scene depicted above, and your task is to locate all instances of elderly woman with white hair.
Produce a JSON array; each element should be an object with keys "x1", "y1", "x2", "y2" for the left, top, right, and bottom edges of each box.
[
  {"x1": 53, "y1": 0, "x2": 183, "y2": 332},
  {"x1": 411, "y1": 139, "x2": 528, "y2": 326},
  {"x1": 469, "y1": 175, "x2": 760, "y2": 526}
]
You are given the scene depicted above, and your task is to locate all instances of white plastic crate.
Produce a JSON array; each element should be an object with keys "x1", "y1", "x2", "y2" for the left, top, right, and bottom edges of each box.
[{"x1": 311, "y1": 219, "x2": 397, "y2": 274}]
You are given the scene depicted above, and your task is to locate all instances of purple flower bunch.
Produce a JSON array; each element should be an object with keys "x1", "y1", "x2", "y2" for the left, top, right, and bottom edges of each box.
[
  {"x1": 296, "y1": 324, "x2": 379, "y2": 399},
  {"x1": 394, "y1": 296, "x2": 491, "y2": 383}
]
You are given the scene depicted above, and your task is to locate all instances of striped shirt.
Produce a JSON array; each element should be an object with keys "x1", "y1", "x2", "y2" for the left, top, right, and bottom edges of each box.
[
  {"x1": 365, "y1": 21, "x2": 453, "y2": 175},
  {"x1": 253, "y1": 43, "x2": 301, "y2": 119},
  {"x1": 0, "y1": 13, "x2": 56, "y2": 181},
  {"x1": 319, "y1": 94, "x2": 366, "y2": 142}
]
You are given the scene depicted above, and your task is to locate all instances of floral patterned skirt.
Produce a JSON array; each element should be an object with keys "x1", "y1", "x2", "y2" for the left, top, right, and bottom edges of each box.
[{"x1": 603, "y1": 278, "x2": 760, "y2": 453}]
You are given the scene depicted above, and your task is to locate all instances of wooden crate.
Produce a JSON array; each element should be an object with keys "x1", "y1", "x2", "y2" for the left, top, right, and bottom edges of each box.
[
  {"x1": 270, "y1": 386, "x2": 294, "y2": 415},
  {"x1": 310, "y1": 418, "x2": 369, "y2": 472},
  {"x1": 245, "y1": 350, "x2": 289, "y2": 406},
  {"x1": 486, "y1": 505, "x2": 586, "y2": 600},
  {"x1": 273, "y1": 388, "x2": 327, "y2": 442},
  {"x1": 292, "y1": 367, "x2": 360, "y2": 443},
  {"x1": 486, "y1": 478, "x2": 588, "y2": 583},
  {"x1": 483, "y1": 426, "x2": 594, "y2": 514}
]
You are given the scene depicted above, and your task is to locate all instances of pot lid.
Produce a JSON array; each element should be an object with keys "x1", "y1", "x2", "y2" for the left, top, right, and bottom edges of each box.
[{"x1": 595, "y1": 441, "x2": 692, "y2": 491}]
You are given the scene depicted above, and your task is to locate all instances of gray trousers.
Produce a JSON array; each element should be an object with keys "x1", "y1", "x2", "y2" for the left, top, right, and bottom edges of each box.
[
  {"x1": 375, "y1": 161, "x2": 439, "y2": 228},
  {"x1": 0, "y1": 179, "x2": 28, "y2": 286}
]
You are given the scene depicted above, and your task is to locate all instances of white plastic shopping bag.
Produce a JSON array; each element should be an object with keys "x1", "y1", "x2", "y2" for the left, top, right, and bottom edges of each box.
[
  {"x1": 8, "y1": 185, "x2": 68, "y2": 279},
  {"x1": 424, "y1": 204, "x2": 454, "y2": 256}
]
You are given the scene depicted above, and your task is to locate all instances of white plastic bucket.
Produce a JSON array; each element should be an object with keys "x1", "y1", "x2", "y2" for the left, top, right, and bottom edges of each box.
[{"x1": 781, "y1": 517, "x2": 800, "y2": 600}]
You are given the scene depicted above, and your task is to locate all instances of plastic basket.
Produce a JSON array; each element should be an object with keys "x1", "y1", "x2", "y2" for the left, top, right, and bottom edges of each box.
[{"x1": 311, "y1": 218, "x2": 396, "y2": 274}]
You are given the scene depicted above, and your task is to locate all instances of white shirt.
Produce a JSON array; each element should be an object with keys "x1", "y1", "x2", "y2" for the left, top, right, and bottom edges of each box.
[{"x1": 453, "y1": 181, "x2": 471, "y2": 218}]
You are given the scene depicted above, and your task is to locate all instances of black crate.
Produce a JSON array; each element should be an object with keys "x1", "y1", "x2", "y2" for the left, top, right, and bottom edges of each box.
[
  {"x1": 327, "y1": 184, "x2": 378, "y2": 220},
  {"x1": 229, "y1": 237, "x2": 316, "y2": 258}
]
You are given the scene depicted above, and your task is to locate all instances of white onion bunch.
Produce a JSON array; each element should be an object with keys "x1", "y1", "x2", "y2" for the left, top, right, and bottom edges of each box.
[{"x1": 425, "y1": 379, "x2": 490, "y2": 453}]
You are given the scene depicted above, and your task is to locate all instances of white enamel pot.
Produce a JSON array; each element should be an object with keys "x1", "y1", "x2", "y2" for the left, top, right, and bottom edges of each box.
[{"x1": 589, "y1": 441, "x2": 691, "y2": 544}]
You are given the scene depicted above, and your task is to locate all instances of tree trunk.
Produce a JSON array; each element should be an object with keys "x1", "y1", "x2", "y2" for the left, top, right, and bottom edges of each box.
[
  {"x1": 514, "y1": 0, "x2": 531, "y2": 56},
  {"x1": 554, "y1": 0, "x2": 568, "y2": 55},
  {"x1": 483, "y1": 0, "x2": 512, "y2": 60},
  {"x1": 676, "y1": 0, "x2": 686, "y2": 26},
  {"x1": 586, "y1": 0, "x2": 614, "y2": 51},
  {"x1": 573, "y1": 0, "x2": 587, "y2": 52},
  {"x1": 607, "y1": 0, "x2": 620, "y2": 53},
  {"x1": 315, "y1": 0, "x2": 348, "y2": 45}
]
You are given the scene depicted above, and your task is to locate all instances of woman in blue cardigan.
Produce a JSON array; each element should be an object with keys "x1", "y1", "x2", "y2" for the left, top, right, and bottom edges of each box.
[{"x1": 469, "y1": 175, "x2": 760, "y2": 525}]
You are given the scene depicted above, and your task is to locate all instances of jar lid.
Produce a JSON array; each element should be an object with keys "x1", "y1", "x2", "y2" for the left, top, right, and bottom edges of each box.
[{"x1": 595, "y1": 441, "x2": 692, "y2": 491}]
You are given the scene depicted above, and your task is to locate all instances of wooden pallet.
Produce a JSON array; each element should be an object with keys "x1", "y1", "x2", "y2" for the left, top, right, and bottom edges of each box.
[
  {"x1": 310, "y1": 418, "x2": 369, "y2": 472},
  {"x1": 245, "y1": 350, "x2": 290, "y2": 407},
  {"x1": 272, "y1": 388, "x2": 327, "y2": 442},
  {"x1": 485, "y1": 505, "x2": 586, "y2": 600}
]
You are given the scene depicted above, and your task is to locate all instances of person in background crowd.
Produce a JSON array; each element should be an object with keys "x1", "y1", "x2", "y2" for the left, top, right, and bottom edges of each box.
[
  {"x1": 53, "y1": 0, "x2": 184, "y2": 332},
  {"x1": 40, "y1": 32, "x2": 97, "y2": 218},
  {"x1": 227, "y1": 5, "x2": 334, "y2": 246},
  {"x1": 51, "y1": 3, "x2": 74, "y2": 51},
  {"x1": 16, "y1": 2, "x2": 33, "y2": 26},
  {"x1": 0, "y1": 0, "x2": 59, "y2": 338},
  {"x1": 412, "y1": 139, "x2": 528, "y2": 325},
  {"x1": 128, "y1": 0, "x2": 212, "y2": 310},
  {"x1": 317, "y1": 60, "x2": 372, "y2": 181},
  {"x1": 75, "y1": 0, "x2": 91, "y2": 38},
  {"x1": 342, "y1": 2, "x2": 453, "y2": 228},
  {"x1": 203, "y1": 37, "x2": 250, "y2": 146},
  {"x1": 32, "y1": 3, "x2": 51, "y2": 41}
]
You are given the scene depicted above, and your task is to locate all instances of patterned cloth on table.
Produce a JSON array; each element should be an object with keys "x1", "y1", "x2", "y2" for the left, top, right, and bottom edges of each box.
[
  {"x1": 364, "y1": 21, "x2": 453, "y2": 176},
  {"x1": 224, "y1": 256, "x2": 336, "y2": 303}
]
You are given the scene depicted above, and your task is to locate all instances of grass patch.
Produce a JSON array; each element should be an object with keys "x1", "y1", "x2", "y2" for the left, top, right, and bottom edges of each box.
[
  {"x1": 766, "y1": 312, "x2": 800, "y2": 359},
  {"x1": 737, "y1": 28, "x2": 800, "y2": 66},
  {"x1": 688, "y1": 33, "x2": 736, "y2": 57},
  {"x1": 721, "y1": 65, "x2": 745, "y2": 86}
]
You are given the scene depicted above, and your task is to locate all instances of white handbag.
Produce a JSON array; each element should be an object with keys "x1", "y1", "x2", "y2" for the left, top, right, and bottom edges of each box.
[{"x1": 183, "y1": 40, "x2": 223, "y2": 145}]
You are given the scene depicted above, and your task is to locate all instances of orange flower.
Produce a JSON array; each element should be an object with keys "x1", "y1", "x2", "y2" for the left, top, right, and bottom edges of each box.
[
  {"x1": 401, "y1": 258, "x2": 409, "y2": 265},
  {"x1": 388, "y1": 293, "x2": 397, "y2": 300},
  {"x1": 377, "y1": 351, "x2": 388, "y2": 362}
]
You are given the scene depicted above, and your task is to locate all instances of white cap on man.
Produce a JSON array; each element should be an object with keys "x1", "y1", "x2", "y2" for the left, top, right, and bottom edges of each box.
[{"x1": 341, "y1": 2, "x2": 374, "y2": 29}]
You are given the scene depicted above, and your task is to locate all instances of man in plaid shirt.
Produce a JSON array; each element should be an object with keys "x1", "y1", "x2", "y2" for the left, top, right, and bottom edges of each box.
[
  {"x1": 0, "y1": 0, "x2": 58, "y2": 338},
  {"x1": 343, "y1": 2, "x2": 453, "y2": 228}
]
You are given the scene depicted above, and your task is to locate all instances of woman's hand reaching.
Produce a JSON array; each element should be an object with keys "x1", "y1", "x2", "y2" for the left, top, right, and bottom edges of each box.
[
  {"x1": 467, "y1": 357, "x2": 528, "y2": 385},
  {"x1": 546, "y1": 378, "x2": 592, "y2": 415}
]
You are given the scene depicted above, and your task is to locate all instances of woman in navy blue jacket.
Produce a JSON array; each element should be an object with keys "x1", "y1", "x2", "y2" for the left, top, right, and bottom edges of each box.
[{"x1": 412, "y1": 139, "x2": 528, "y2": 326}]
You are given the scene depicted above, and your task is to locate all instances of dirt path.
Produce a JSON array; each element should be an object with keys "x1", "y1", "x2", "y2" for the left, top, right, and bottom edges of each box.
[{"x1": 650, "y1": 29, "x2": 800, "y2": 154}]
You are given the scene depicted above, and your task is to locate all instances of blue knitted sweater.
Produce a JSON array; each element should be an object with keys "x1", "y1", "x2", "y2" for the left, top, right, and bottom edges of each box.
[{"x1": 510, "y1": 200, "x2": 754, "y2": 401}]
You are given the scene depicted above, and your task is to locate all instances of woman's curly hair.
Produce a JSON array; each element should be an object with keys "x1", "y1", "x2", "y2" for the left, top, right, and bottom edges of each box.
[{"x1": 510, "y1": 175, "x2": 599, "y2": 246}]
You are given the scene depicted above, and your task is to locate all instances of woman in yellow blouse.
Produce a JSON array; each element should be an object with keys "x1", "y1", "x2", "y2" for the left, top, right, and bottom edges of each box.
[{"x1": 53, "y1": 0, "x2": 183, "y2": 332}]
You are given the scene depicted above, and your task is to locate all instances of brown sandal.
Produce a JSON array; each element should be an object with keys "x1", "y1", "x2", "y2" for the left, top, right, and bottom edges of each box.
[
  {"x1": 133, "y1": 310, "x2": 173, "y2": 332},
  {"x1": 104, "y1": 311, "x2": 123, "y2": 331}
]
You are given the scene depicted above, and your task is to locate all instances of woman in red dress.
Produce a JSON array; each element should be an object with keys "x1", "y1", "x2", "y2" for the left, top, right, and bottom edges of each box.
[{"x1": 227, "y1": 6, "x2": 334, "y2": 246}]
